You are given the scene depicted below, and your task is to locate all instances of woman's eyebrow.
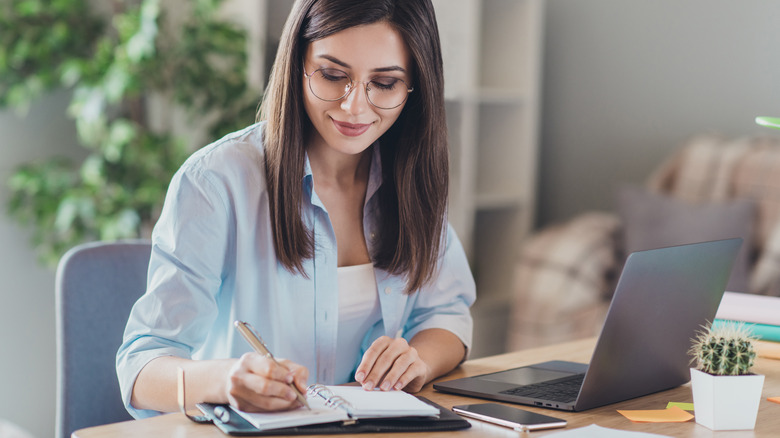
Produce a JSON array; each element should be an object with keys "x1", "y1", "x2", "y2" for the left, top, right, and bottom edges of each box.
[{"x1": 317, "y1": 54, "x2": 407, "y2": 73}]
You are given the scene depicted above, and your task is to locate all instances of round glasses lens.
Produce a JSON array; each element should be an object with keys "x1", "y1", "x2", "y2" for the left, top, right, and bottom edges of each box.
[
  {"x1": 309, "y1": 68, "x2": 351, "y2": 101},
  {"x1": 308, "y1": 68, "x2": 411, "y2": 109},
  {"x1": 366, "y1": 77, "x2": 410, "y2": 109}
]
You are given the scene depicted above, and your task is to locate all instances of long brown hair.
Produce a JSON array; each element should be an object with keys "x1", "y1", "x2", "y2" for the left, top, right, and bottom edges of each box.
[{"x1": 259, "y1": 0, "x2": 448, "y2": 294}]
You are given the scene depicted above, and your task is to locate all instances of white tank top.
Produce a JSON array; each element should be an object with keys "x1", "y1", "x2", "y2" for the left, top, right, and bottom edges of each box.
[{"x1": 335, "y1": 263, "x2": 381, "y2": 383}]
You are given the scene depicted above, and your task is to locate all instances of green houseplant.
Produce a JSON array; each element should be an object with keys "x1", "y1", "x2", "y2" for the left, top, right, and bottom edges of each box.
[
  {"x1": 1, "y1": 0, "x2": 258, "y2": 266},
  {"x1": 689, "y1": 321, "x2": 764, "y2": 430}
]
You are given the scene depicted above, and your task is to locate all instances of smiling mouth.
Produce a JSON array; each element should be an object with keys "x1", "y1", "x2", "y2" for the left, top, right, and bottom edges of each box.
[{"x1": 332, "y1": 119, "x2": 372, "y2": 137}]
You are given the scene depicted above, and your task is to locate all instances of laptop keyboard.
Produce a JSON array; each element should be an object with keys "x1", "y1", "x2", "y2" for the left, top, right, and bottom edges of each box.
[{"x1": 499, "y1": 373, "x2": 585, "y2": 403}]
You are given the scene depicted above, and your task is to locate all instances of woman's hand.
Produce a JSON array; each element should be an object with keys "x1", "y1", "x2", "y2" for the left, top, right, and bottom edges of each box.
[
  {"x1": 225, "y1": 353, "x2": 309, "y2": 412},
  {"x1": 354, "y1": 336, "x2": 432, "y2": 393}
]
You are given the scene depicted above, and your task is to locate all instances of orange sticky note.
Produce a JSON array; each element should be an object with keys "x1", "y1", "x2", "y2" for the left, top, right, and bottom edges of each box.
[
  {"x1": 769, "y1": 396, "x2": 780, "y2": 405},
  {"x1": 617, "y1": 406, "x2": 694, "y2": 423}
]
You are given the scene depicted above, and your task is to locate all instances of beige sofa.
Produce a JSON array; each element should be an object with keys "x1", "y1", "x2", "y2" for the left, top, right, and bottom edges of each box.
[{"x1": 507, "y1": 134, "x2": 780, "y2": 351}]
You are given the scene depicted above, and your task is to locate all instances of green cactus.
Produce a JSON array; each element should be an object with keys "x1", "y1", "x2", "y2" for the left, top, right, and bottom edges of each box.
[{"x1": 690, "y1": 321, "x2": 758, "y2": 376}]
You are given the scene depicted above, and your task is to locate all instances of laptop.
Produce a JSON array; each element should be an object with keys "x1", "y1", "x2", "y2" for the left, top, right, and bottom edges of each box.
[{"x1": 434, "y1": 238, "x2": 742, "y2": 411}]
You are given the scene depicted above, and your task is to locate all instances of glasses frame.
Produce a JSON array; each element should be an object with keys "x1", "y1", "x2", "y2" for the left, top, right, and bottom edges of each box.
[{"x1": 303, "y1": 67, "x2": 414, "y2": 110}]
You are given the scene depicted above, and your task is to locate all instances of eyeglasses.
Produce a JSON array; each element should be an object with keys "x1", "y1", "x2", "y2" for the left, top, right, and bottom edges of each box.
[{"x1": 304, "y1": 67, "x2": 413, "y2": 110}]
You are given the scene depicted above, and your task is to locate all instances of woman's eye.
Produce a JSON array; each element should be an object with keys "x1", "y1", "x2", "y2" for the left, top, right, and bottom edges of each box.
[
  {"x1": 371, "y1": 78, "x2": 400, "y2": 90},
  {"x1": 320, "y1": 69, "x2": 349, "y2": 82}
]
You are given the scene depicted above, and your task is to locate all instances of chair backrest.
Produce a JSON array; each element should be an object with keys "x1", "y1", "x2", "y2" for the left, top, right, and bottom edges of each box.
[{"x1": 55, "y1": 240, "x2": 151, "y2": 438}]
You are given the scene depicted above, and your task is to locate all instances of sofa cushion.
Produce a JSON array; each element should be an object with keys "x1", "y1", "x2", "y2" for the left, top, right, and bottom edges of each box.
[{"x1": 618, "y1": 185, "x2": 755, "y2": 292}]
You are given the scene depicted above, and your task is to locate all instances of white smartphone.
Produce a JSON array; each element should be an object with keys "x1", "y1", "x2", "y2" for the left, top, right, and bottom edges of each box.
[{"x1": 452, "y1": 403, "x2": 567, "y2": 432}]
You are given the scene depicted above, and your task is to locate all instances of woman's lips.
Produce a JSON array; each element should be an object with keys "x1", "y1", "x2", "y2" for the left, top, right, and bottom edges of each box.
[{"x1": 332, "y1": 119, "x2": 371, "y2": 137}]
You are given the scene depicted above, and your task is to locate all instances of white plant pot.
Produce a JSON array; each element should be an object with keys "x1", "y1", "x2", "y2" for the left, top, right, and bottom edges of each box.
[{"x1": 690, "y1": 368, "x2": 764, "y2": 430}]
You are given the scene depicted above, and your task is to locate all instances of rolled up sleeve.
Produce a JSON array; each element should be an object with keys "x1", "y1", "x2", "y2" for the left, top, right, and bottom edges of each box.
[
  {"x1": 403, "y1": 225, "x2": 476, "y2": 357},
  {"x1": 116, "y1": 159, "x2": 231, "y2": 419}
]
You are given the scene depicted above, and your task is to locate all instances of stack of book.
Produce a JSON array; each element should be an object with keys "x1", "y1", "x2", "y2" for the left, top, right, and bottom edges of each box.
[{"x1": 714, "y1": 292, "x2": 780, "y2": 342}]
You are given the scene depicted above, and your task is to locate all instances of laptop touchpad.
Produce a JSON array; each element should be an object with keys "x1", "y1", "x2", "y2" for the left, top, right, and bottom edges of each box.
[{"x1": 480, "y1": 367, "x2": 575, "y2": 385}]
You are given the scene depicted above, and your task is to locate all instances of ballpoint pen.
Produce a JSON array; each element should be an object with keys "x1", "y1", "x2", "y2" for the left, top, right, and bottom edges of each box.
[{"x1": 234, "y1": 320, "x2": 311, "y2": 409}]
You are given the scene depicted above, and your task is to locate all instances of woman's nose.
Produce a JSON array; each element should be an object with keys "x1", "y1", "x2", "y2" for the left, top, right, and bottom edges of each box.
[{"x1": 340, "y1": 82, "x2": 370, "y2": 114}]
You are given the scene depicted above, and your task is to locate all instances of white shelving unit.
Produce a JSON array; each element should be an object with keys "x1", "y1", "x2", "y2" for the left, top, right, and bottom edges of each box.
[
  {"x1": 434, "y1": 0, "x2": 544, "y2": 358},
  {"x1": 249, "y1": 0, "x2": 544, "y2": 358}
]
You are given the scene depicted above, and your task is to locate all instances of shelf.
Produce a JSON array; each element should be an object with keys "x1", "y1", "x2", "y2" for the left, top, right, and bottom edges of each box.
[
  {"x1": 448, "y1": 89, "x2": 528, "y2": 105},
  {"x1": 472, "y1": 208, "x2": 529, "y2": 298},
  {"x1": 472, "y1": 293, "x2": 513, "y2": 314},
  {"x1": 437, "y1": 0, "x2": 542, "y2": 290},
  {"x1": 474, "y1": 192, "x2": 526, "y2": 211},
  {"x1": 470, "y1": 296, "x2": 512, "y2": 358},
  {"x1": 478, "y1": 0, "x2": 539, "y2": 91},
  {"x1": 476, "y1": 88, "x2": 528, "y2": 105},
  {"x1": 475, "y1": 104, "x2": 533, "y2": 197}
]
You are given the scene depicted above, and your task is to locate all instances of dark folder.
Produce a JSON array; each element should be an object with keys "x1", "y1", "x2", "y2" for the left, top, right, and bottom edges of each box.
[{"x1": 196, "y1": 397, "x2": 470, "y2": 436}]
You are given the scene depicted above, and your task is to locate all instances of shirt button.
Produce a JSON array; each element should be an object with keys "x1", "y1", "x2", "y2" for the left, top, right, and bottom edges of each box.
[
  {"x1": 370, "y1": 233, "x2": 376, "y2": 239},
  {"x1": 384, "y1": 287, "x2": 392, "y2": 295}
]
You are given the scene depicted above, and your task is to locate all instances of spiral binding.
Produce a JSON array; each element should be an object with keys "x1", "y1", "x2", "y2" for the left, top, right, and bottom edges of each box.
[{"x1": 306, "y1": 384, "x2": 356, "y2": 417}]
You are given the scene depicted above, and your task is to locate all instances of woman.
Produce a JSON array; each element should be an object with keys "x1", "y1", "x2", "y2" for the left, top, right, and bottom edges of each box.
[{"x1": 117, "y1": 0, "x2": 475, "y2": 418}]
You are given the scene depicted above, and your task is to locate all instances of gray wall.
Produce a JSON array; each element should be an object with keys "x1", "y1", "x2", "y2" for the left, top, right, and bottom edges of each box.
[
  {"x1": 0, "y1": 92, "x2": 84, "y2": 438},
  {"x1": 539, "y1": 0, "x2": 780, "y2": 226}
]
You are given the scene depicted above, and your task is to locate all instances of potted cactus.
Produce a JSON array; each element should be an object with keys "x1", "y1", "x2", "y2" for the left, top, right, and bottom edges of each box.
[{"x1": 689, "y1": 321, "x2": 764, "y2": 430}]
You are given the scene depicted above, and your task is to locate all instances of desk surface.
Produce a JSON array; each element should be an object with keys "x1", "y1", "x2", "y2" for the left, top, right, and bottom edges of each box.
[{"x1": 74, "y1": 337, "x2": 780, "y2": 437}]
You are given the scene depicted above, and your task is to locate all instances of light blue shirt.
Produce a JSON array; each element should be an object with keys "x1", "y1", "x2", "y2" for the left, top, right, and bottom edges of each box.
[{"x1": 116, "y1": 122, "x2": 476, "y2": 419}]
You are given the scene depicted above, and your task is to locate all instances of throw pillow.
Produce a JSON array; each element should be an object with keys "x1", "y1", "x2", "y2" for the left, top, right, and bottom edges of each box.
[{"x1": 617, "y1": 185, "x2": 755, "y2": 292}]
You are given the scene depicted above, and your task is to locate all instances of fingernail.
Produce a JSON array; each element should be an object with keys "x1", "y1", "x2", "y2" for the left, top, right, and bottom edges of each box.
[
  {"x1": 286, "y1": 373, "x2": 294, "y2": 383},
  {"x1": 380, "y1": 381, "x2": 391, "y2": 391},
  {"x1": 363, "y1": 381, "x2": 374, "y2": 390},
  {"x1": 394, "y1": 382, "x2": 403, "y2": 390},
  {"x1": 355, "y1": 372, "x2": 365, "y2": 382},
  {"x1": 287, "y1": 391, "x2": 296, "y2": 400}
]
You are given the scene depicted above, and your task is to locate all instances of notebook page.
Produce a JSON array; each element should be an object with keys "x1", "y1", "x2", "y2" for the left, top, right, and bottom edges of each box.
[
  {"x1": 235, "y1": 395, "x2": 348, "y2": 431},
  {"x1": 325, "y1": 386, "x2": 439, "y2": 418}
]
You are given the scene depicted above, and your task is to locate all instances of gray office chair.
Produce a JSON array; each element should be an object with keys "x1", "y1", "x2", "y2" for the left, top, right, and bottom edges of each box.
[{"x1": 55, "y1": 240, "x2": 151, "y2": 438}]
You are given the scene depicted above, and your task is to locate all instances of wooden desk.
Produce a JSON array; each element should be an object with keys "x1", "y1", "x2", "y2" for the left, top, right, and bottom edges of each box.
[{"x1": 74, "y1": 337, "x2": 780, "y2": 437}]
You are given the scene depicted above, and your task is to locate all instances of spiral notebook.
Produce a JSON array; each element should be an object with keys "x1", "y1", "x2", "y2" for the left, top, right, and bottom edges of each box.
[{"x1": 196, "y1": 384, "x2": 465, "y2": 435}]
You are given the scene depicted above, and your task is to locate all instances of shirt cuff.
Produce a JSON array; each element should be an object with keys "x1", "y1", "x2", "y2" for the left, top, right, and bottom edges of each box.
[
  {"x1": 403, "y1": 311, "x2": 474, "y2": 360},
  {"x1": 116, "y1": 345, "x2": 189, "y2": 419}
]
